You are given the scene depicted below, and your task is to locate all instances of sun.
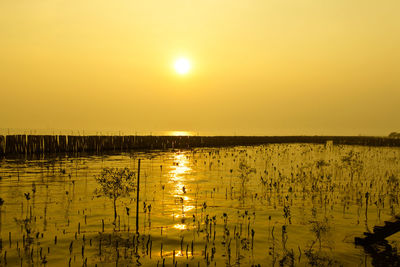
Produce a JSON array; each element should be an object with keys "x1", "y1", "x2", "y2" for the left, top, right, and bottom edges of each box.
[{"x1": 174, "y1": 58, "x2": 191, "y2": 75}]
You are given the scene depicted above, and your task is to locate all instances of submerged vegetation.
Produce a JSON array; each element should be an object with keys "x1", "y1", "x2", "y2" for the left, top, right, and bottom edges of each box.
[{"x1": 0, "y1": 143, "x2": 399, "y2": 266}]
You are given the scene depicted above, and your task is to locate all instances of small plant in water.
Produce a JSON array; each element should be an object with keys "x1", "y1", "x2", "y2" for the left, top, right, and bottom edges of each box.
[
  {"x1": 95, "y1": 168, "x2": 136, "y2": 224},
  {"x1": 238, "y1": 161, "x2": 256, "y2": 202}
]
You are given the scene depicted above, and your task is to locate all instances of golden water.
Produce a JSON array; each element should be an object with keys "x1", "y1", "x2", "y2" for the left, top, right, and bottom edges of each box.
[{"x1": 0, "y1": 144, "x2": 399, "y2": 266}]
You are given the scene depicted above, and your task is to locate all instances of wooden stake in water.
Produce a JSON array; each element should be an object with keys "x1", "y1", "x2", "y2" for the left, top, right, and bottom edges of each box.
[{"x1": 136, "y1": 159, "x2": 141, "y2": 234}]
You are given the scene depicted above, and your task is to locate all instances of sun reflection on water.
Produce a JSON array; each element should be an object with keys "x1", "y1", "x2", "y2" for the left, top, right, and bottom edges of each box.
[
  {"x1": 173, "y1": 224, "x2": 187, "y2": 230},
  {"x1": 169, "y1": 153, "x2": 195, "y2": 229},
  {"x1": 167, "y1": 131, "x2": 194, "y2": 136}
]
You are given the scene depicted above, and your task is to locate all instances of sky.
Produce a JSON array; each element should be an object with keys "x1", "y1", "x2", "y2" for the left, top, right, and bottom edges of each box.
[{"x1": 1, "y1": 0, "x2": 399, "y2": 136}]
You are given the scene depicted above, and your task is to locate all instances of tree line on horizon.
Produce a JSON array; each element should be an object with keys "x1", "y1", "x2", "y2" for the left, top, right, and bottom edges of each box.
[{"x1": 389, "y1": 132, "x2": 400, "y2": 138}]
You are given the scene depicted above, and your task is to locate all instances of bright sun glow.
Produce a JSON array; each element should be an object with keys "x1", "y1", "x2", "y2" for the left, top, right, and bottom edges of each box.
[
  {"x1": 168, "y1": 131, "x2": 193, "y2": 136},
  {"x1": 174, "y1": 58, "x2": 191, "y2": 75}
]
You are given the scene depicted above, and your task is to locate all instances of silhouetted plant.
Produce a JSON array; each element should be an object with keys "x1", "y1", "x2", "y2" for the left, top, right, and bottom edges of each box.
[
  {"x1": 95, "y1": 168, "x2": 136, "y2": 224},
  {"x1": 238, "y1": 161, "x2": 256, "y2": 202},
  {"x1": 309, "y1": 218, "x2": 330, "y2": 249}
]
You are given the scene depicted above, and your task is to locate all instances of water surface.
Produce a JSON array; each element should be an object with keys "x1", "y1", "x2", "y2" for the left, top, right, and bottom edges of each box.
[{"x1": 0, "y1": 144, "x2": 400, "y2": 266}]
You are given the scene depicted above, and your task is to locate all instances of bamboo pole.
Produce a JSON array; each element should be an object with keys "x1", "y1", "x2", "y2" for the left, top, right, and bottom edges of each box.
[{"x1": 136, "y1": 159, "x2": 141, "y2": 234}]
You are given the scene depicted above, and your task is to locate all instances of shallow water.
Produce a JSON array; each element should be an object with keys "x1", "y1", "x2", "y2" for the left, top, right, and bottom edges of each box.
[{"x1": 0, "y1": 144, "x2": 400, "y2": 266}]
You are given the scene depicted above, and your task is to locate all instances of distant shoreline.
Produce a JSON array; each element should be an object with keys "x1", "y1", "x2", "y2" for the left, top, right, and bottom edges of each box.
[{"x1": 1, "y1": 135, "x2": 399, "y2": 157}]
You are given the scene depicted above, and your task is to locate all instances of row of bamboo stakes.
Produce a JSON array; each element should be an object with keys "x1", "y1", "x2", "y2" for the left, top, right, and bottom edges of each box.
[{"x1": 0, "y1": 135, "x2": 399, "y2": 157}]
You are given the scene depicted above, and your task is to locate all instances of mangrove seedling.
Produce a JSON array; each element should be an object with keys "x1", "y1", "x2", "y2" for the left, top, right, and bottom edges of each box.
[{"x1": 95, "y1": 168, "x2": 136, "y2": 224}]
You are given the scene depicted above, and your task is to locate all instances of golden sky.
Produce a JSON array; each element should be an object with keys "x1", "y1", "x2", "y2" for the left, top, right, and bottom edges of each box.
[{"x1": 1, "y1": 0, "x2": 399, "y2": 136}]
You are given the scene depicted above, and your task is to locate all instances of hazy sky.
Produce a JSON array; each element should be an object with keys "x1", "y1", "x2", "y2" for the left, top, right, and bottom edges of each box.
[{"x1": 1, "y1": 0, "x2": 399, "y2": 136}]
